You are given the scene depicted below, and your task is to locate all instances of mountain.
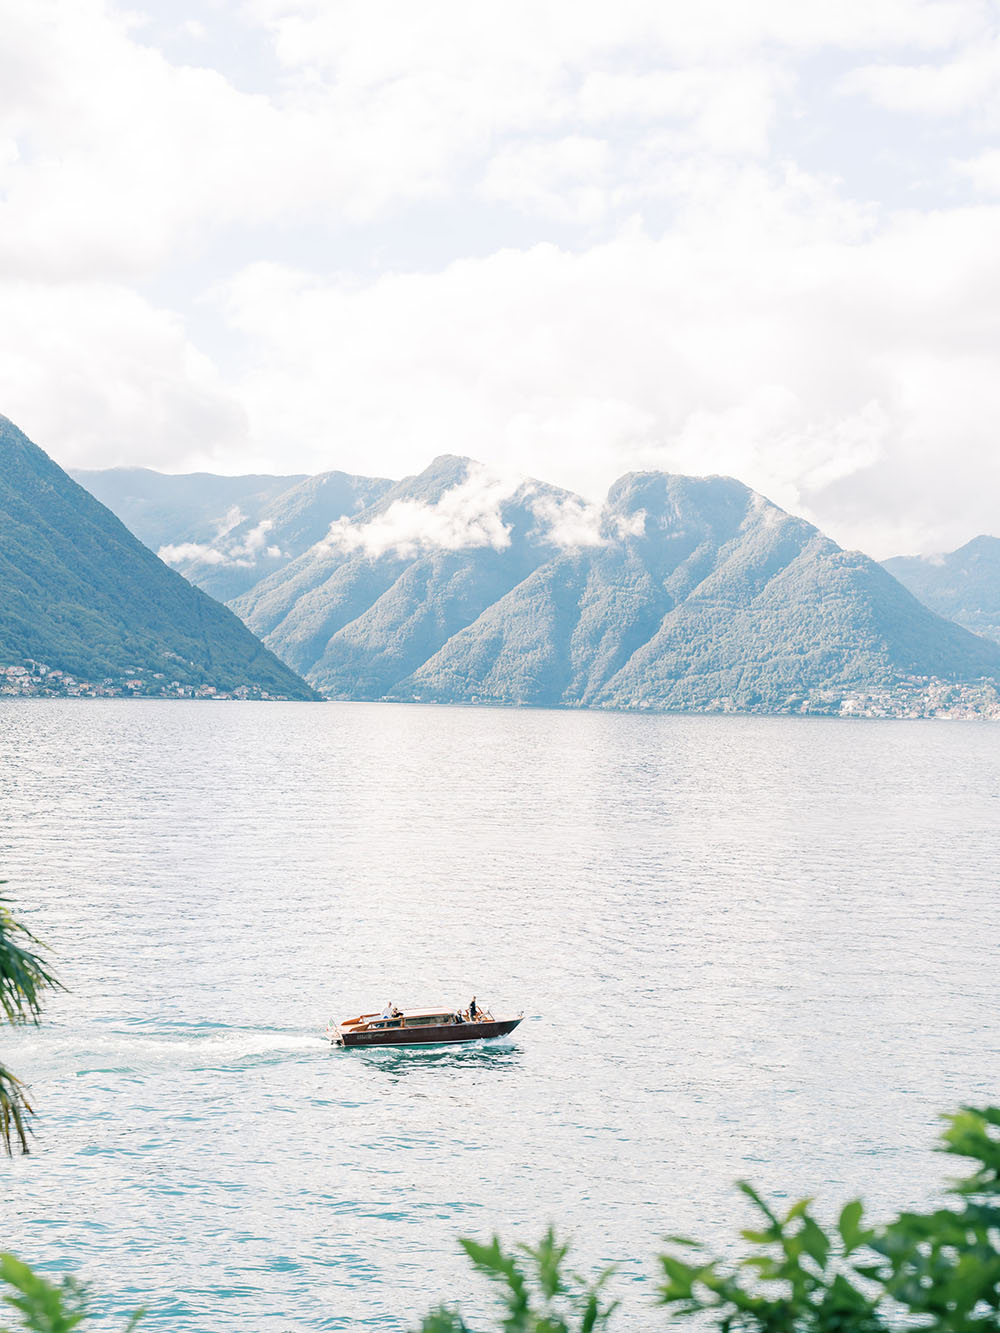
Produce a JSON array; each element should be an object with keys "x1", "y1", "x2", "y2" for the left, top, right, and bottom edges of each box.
[
  {"x1": 0, "y1": 416, "x2": 317, "y2": 699},
  {"x1": 884, "y1": 537, "x2": 1000, "y2": 645},
  {"x1": 67, "y1": 466, "x2": 307, "y2": 552},
  {"x1": 232, "y1": 456, "x2": 577, "y2": 695},
  {"x1": 72, "y1": 466, "x2": 395, "y2": 602},
  {"x1": 233, "y1": 457, "x2": 1000, "y2": 711}
]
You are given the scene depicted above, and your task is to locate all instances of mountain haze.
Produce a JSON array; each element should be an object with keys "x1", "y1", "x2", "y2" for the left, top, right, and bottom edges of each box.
[
  {"x1": 884, "y1": 537, "x2": 1000, "y2": 645},
  {"x1": 73, "y1": 464, "x2": 394, "y2": 602},
  {"x1": 0, "y1": 416, "x2": 316, "y2": 698},
  {"x1": 68, "y1": 467, "x2": 308, "y2": 552},
  {"x1": 230, "y1": 457, "x2": 1000, "y2": 710}
]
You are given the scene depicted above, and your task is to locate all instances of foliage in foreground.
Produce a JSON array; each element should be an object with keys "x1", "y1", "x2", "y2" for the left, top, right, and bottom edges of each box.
[
  {"x1": 0, "y1": 892, "x2": 61, "y2": 1154},
  {"x1": 418, "y1": 1105, "x2": 1000, "y2": 1332},
  {"x1": 2, "y1": 1104, "x2": 998, "y2": 1330},
  {"x1": 2, "y1": 1107, "x2": 999, "y2": 1330},
  {"x1": 0, "y1": 1254, "x2": 142, "y2": 1333},
  {"x1": 418, "y1": 1229, "x2": 618, "y2": 1333}
]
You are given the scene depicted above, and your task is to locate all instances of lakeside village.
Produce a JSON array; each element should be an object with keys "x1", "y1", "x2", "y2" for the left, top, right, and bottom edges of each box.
[
  {"x1": 4, "y1": 657, "x2": 997, "y2": 718},
  {"x1": 700, "y1": 675, "x2": 1000, "y2": 721},
  {"x1": 0, "y1": 661, "x2": 289, "y2": 701}
]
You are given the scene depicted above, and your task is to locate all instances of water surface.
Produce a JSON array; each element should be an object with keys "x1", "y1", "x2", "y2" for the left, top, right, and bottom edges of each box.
[{"x1": 1, "y1": 701, "x2": 999, "y2": 1329}]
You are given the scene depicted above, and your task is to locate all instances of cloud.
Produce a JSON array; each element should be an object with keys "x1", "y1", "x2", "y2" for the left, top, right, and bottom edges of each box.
[
  {"x1": 5, "y1": 0, "x2": 1000, "y2": 563},
  {"x1": 529, "y1": 493, "x2": 606, "y2": 548},
  {"x1": 159, "y1": 519, "x2": 281, "y2": 570},
  {"x1": 215, "y1": 506, "x2": 245, "y2": 539},
  {"x1": 0, "y1": 278, "x2": 248, "y2": 470},
  {"x1": 612, "y1": 509, "x2": 649, "y2": 539},
  {"x1": 842, "y1": 39, "x2": 1000, "y2": 123},
  {"x1": 954, "y1": 149, "x2": 1000, "y2": 195},
  {"x1": 210, "y1": 177, "x2": 1000, "y2": 557},
  {"x1": 479, "y1": 137, "x2": 614, "y2": 225},
  {"x1": 237, "y1": 519, "x2": 281, "y2": 558},
  {"x1": 158, "y1": 542, "x2": 228, "y2": 567},
  {"x1": 317, "y1": 464, "x2": 520, "y2": 559},
  {"x1": 314, "y1": 464, "x2": 647, "y2": 559},
  {"x1": 0, "y1": 0, "x2": 977, "y2": 285}
]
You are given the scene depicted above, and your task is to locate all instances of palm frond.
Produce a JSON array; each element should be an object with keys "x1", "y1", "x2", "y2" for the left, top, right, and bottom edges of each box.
[
  {"x1": 0, "y1": 892, "x2": 63, "y2": 1025},
  {"x1": 0, "y1": 1060, "x2": 33, "y2": 1155}
]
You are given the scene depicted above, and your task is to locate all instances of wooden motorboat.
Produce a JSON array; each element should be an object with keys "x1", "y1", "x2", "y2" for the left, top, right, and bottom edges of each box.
[{"x1": 329, "y1": 1004, "x2": 523, "y2": 1048}]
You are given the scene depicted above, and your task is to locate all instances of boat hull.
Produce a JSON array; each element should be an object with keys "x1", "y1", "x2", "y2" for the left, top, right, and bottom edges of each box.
[{"x1": 337, "y1": 1017, "x2": 522, "y2": 1048}]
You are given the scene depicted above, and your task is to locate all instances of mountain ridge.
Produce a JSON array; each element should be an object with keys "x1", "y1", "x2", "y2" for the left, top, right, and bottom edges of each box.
[
  {"x1": 232, "y1": 457, "x2": 1000, "y2": 711},
  {"x1": 0, "y1": 417, "x2": 317, "y2": 699},
  {"x1": 72, "y1": 463, "x2": 394, "y2": 603},
  {"x1": 72, "y1": 453, "x2": 1000, "y2": 715},
  {"x1": 884, "y1": 536, "x2": 1000, "y2": 646}
]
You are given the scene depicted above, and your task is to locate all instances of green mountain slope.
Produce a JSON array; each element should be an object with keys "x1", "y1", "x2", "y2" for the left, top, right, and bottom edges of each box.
[
  {"x1": 67, "y1": 466, "x2": 308, "y2": 552},
  {"x1": 235, "y1": 459, "x2": 1000, "y2": 712},
  {"x1": 884, "y1": 537, "x2": 1000, "y2": 644},
  {"x1": 233, "y1": 456, "x2": 584, "y2": 697},
  {"x1": 401, "y1": 474, "x2": 1000, "y2": 710},
  {"x1": 71, "y1": 464, "x2": 394, "y2": 603},
  {"x1": 0, "y1": 416, "x2": 317, "y2": 699}
]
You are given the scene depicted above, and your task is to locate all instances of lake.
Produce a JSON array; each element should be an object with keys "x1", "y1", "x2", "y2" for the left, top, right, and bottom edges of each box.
[{"x1": 2, "y1": 701, "x2": 999, "y2": 1330}]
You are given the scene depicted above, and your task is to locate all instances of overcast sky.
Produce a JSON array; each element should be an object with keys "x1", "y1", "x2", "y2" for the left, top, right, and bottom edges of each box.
[{"x1": 3, "y1": 0, "x2": 1000, "y2": 556}]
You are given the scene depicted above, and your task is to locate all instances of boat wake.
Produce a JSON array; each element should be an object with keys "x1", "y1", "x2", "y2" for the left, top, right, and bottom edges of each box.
[{"x1": 11, "y1": 1022, "x2": 327, "y2": 1079}]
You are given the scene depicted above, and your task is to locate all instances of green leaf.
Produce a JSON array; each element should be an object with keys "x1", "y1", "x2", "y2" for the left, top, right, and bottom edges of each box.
[
  {"x1": 0, "y1": 1254, "x2": 90, "y2": 1333},
  {"x1": 837, "y1": 1200, "x2": 866, "y2": 1253},
  {"x1": 736, "y1": 1182, "x2": 780, "y2": 1230},
  {"x1": 418, "y1": 1309, "x2": 471, "y2": 1333},
  {"x1": 519, "y1": 1226, "x2": 568, "y2": 1301},
  {"x1": 799, "y1": 1215, "x2": 831, "y2": 1270}
]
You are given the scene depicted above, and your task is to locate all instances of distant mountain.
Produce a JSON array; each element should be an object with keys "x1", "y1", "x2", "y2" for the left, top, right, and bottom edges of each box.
[
  {"x1": 0, "y1": 416, "x2": 317, "y2": 699},
  {"x1": 233, "y1": 455, "x2": 579, "y2": 694},
  {"x1": 72, "y1": 466, "x2": 395, "y2": 602},
  {"x1": 68, "y1": 467, "x2": 307, "y2": 551},
  {"x1": 233, "y1": 457, "x2": 1000, "y2": 710},
  {"x1": 884, "y1": 537, "x2": 1000, "y2": 645}
]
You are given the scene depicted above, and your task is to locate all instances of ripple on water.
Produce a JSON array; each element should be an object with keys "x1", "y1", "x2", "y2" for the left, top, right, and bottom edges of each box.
[{"x1": 2, "y1": 701, "x2": 1000, "y2": 1330}]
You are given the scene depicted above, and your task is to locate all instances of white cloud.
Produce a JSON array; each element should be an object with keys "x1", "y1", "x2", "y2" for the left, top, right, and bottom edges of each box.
[
  {"x1": 0, "y1": 278, "x2": 248, "y2": 470},
  {"x1": 4, "y1": 0, "x2": 1000, "y2": 563},
  {"x1": 480, "y1": 137, "x2": 614, "y2": 225},
  {"x1": 0, "y1": 0, "x2": 976, "y2": 287},
  {"x1": 842, "y1": 39, "x2": 1000, "y2": 122},
  {"x1": 954, "y1": 149, "x2": 1000, "y2": 195},
  {"x1": 158, "y1": 518, "x2": 281, "y2": 569},
  {"x1": 215, "y1": 506, "x2": 245, "y2": 539},
  {"x1": 158, "y1": 541, "x2": 228, "y2": 567},
  {"x1": 530, "y1": 494, "x2": 606, "y2": 548},
  {"x1": 317, "y1": 464, "x2": 520, "y2": 558},
  {"x1": 612, "y1": 508, "x2": 649, "y2": 539},
  {"x1": 238, "y1": 519, "x2": 279, "y2": 556},
  {"x1": 210, "y1": 179, "x2": 1000, "y2": 558}
]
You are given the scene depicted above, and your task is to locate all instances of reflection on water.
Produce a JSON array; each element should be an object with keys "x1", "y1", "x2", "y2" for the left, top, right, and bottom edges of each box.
[{"x1": 2, "y1": 701, "x2": 1000, "y2": 1331}]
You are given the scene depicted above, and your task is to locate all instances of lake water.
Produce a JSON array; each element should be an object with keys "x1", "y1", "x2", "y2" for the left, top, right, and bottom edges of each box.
[{"x1": 1, "y1": 701, "x2": 999, "y2": 1331}]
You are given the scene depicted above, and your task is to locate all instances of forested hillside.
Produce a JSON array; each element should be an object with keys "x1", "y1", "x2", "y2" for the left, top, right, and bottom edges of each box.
[{"x1": 0, "y1": 416, "x2": 316, "y2": 699}]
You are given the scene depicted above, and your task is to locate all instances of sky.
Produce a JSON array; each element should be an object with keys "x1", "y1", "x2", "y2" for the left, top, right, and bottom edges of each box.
[{"x1": 3, "y1": 0, "x2": 1000, "y2": 558}]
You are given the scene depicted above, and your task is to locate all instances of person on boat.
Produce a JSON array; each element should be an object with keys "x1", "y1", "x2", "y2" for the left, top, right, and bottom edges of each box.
[
  {"x1": 390, "y1": 1005, "x2": 402, "y2": 1018},
  {"x1": 381, "y1": 1002, "x2": 393, "y2": 1019},
  {"x1": 469, "y1": 996, "x2": 478, "y2": 1020}
]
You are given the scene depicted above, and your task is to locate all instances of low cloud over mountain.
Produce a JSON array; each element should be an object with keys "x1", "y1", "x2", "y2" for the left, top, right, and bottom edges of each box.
[
  {"x1": 77, "y1": 452, "x2": 1000, "y2": 713},
  {"x1": 215, "y1": 457, "x2": 1000, "y2": 711}
]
